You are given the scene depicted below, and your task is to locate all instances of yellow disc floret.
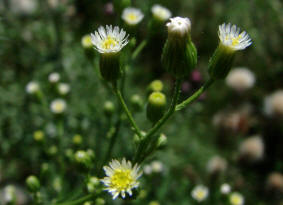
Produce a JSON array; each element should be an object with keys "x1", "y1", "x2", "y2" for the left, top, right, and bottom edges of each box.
[
  {"x1": 102, "y1": 36, "x2": 118, "y2": 50},
  {"x1": 110, "y1": 169, "x2": 134, "y2": 191}
]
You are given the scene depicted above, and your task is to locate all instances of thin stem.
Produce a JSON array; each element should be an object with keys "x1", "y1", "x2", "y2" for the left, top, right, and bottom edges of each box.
[
  {"x1": 54, "y1": 194, "x2": 93, "y2": 205},
  {"x1": 112, "y1": 84, "x2": 143, "y2": 138},
  {"x1": 132, "y1": 40, "x2": 147, "y2": 60},
  {"x1": 175, "y1": 78, "x2": 214, "y2": 111},
  {"x1": 134, "y1": 79, "x2": 182, "y2": 163}
]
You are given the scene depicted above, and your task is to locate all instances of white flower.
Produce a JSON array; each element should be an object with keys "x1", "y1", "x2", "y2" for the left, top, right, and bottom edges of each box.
[
  {"x1": 81, "y1": 34, "x2": 93, "y2": 49},
  {"x1": 218, "y1": 23, "x2": 252, "y2": 51},
  {"x1": 220, "y1": 183, "x2": 231, "y2": 194},
  {"x1": 50, "y1": 99, "x2": 67, "y2": 114},
  {"x1": 166, "y1": 17, "x2": 191, "y2": 37},
  {"x1": 226, "y1": 67, "x2": 255, "y2": 91},
  {"x1": 264, "y1": 90, "x2": 283, "y2": 116},
  {"x1": 26, "y1": 81, "x2": 39, "y2": 94},
  {"x1": 91, "y1": 25, "x2": 129, "y2": 54},
  {"x1": 151, "y1": 4, "x2": 172, "y2": 21},
  {"x1": 58, "y1": 83, "x2": 70, "y2": 95},
  {"x1": 122, "y1": 7, "x2": 144, "y2": 26},
  {"x1": 10, "y1": 0, "x2": 36, "y2": 14},
  {"x1": 239, "y1": 136, "x2": 264, "y2": 161},
  {"x1": 229, "y1": 192, "x2": 244, "y2": 205},
  {"x1": 151, "y1": 161, "x2": 164, "y2": 173},
  {"x1": 143, "y1": 165, "x2": 152, "y2": 175},
  {"x1": 48, "y1": 72, "x2": 60, "y2": 83},
  {"x1": 4, "y1": 185, "x2": 15, "y2": 203},
  {"x1": 191, "y1": 185, "x2": 209, "y2": 202},
  {"x1": 101, "y1": 158, "x2": 142, "y2": 199}
]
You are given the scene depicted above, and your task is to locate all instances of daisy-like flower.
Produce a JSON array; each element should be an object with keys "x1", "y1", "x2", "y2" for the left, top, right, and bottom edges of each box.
[
  {"x1": 26, "y1": 81, "x2": 39, "y2": 94},
  {"x1": 166, "y1": 17, "x2": 191, "y2": 38},
  {"x1": 50, "y1": 99, "x2": 66, "y2": 114},
  {"x1": 220, "y1": 183, "x2": 231, "y2": 194},
  {"x1": 101, "y1": 158, "x2": 142, "y2": 199},
  {"x1": 229, "y1": 192, "x2": 244, "y2": 205},
  {"x1": 218, "y1": 23, "x2": 252, "y2": 51},
  {"x1": 48, "y1": 72, "x2": 60, "y2": 83},
  {"x1": 58, "y1": 83, "x2": 70, "y2": 95},
  {"x1": 191, "y1": 185, "x2": 209, "y2": 202},
  {"x1": 122, "y1": 7, "x2": 144, "y2": 26},
  {"x1": 151, "y1": 4, "x2": 172, "y2": 22},
  {"x1": 91, "y1": 25, "x2": 129, "y2": 54}
]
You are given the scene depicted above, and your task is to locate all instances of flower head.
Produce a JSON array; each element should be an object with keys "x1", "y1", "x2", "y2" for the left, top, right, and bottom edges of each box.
[
  {"x1": 50, "y1": 99, "x2": 67, "y2": 114},
  {"x1": 48, "y1": 72, "x2": 60, "y2": 83},
  {"x1": 101, "y1": 158, "x2": 142, "y2": 199},
  {"x1": 166, "y1": 17, "x2": 191, "y2": 38},
  {"x1": 26, "y1": 81, "x2": 39, "y2": 94},
  {"x1": 151, "y1": 4, "x2": 172, "y2": 22},
  {"x1": 239, "y1": 136, "x2": 264, "y2": 161},
  {"x1": 220, "y1": 183, "x2": 231, "y2": 194},
  {"x1": 226, "y1": 67, "x2": 255, "y2": 91},
  {"x1": 122, "y1": 7, "x2": 144, "y2": 26},
  {"x1": 218, "y1": 23, "x2": 252, "y2": 51},
  {"x1": 91, "y1": 25, "x2": 129, "y2": 54},
  {"x1": 229, "y1": 192, "x2": 244, "y2": 205},
  {"x1": 58, "y1": 83, "x2": 70, "y2": 95},
  {"x1": 264, "y1": 90, "x2": 283, "y2": 116},
  {"x1": 191, "y1": 185, "x2": 209, "y2": 202}
]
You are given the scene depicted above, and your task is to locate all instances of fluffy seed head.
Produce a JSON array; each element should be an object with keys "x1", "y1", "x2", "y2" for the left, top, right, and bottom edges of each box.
[
  {"x1": 239, "y1": 136, "x2": 264, "y2": 161},
  {"x1": 264, "y1": 90, "x2": 283, "y2": 116},
  {"x1": 226, "y1": 67, "x2": 255, "y2": 91},
  {"x1": 151, "y1": 4, "x2": 172, "y2": 21}
]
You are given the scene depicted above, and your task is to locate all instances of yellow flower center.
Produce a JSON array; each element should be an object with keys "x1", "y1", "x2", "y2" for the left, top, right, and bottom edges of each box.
[
  {"x1": 196, "y1": 190, "x2": 205, "y2": 199},
  {"x1": 54, "y1": 103, "x2": 64, "y2": 111},
  {"x1": 231, "y1": 196, "x2": 241, "y2": 205},
  {"x1": 232, "y1": 34, "x2": 242, "y2": 46},
  {"x1": 102, "y1": 36, "x2": 118, "y2": 50},
  {"x1": 126, "y1": 13, "x2": 137, "y2": 21},
  {"x1": 110, "y1": 169, "x2": 134, "y2": 191},
  {"x1": 82, "y1": 35, "x2": 92, "y2": 48}
]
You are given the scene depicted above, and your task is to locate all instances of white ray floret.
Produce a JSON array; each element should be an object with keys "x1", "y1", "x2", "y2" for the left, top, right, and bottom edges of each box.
[
  {"x1": 151, "y1": 4, "x2": 172, "y2": 21},
  {"x1": 166, "y1": 17, "x2": 191, "y2": 37},
  {"x1": 218, "y1": 23, "x2": 252, "y2": 51},
  {"x1": 191, "y1": 185, "x2": 209, "y2": 202},
  {"x1": 91, "y1": 25, "x2": 129, "y2": 54},
  {"x1": 122, "y1": 7, "x2": 144, "y2": 26},
  {"x1": 101, "y1": 158, "x2": 142, "y2": 200}
]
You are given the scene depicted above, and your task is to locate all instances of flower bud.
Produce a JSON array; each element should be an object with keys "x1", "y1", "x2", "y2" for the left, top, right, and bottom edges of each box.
[
  {"x1": 74, "y1": 150, "x2": 92, "y2": 170},
  {"x1": 134, "y1": 131, "x2": 146, "y2": 145},
  {"x1": 87, "y1": 177, "x2": 100, "y2": 193},
  {"x1": 26, "y1": 175, "x2": 40, "y2": 193},
  {"x1": 33, "y1": 130, "x2": 44, "y2": 142},
  {"x1": 95, "y1": 198, "x2": 106, "y2": 205},
  {"x1": 162, "y1": 17, "x2": 197, "y2": 78},
  {"x1": 157, "y1": 133, "x2": 167, "y2": 149},
  {"x1": 209, "y1": 23, "x2": 252, "y2": 79},
  {"x1": 47, "y1": 145, "x2": 58, "y2": 156},
  {"x1": 103, "y1": 101, "x2": 115, "y2": 117},
  {"x1": 146, "y1": 92, "x2": 167, "y2": 123},
  {"x1": 130, "y1": 94, "x2": 143, "y2": 111},
  {"x1": 147, "y1": 80, "x2": 164, "y2": 94},
  {"x1": 82, "y1": 34, "x2": 95, "y2": 59},
  {"x1": 72, "y1": 134, "x2": 83, "y2": 145}
]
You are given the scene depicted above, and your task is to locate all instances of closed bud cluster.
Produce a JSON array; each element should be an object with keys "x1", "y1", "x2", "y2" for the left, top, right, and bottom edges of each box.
[
  {"x1": 87, "y1": 176, "x2": 101, "y2": 193},
  {"x1": 146, "y1": 92, "x2": 167, "y2": 123},
  {"x1": 74, "y1": 150, "x2": 93, "y2": 170},
  {"x1": 26, "y1": 175, "x2": 40, "y2": 193},
  {"x1": 162, "y1": 17, "x2": 197, "y2": 78},
  {"x1": 209, "y1": 23, "x2": 252, "y2": 79}
]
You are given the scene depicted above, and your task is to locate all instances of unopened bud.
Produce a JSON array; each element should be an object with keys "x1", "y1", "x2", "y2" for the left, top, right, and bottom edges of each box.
[
  {"x1": 103, "y1": 101, "x2": 115, "y2": 117},
  {"x1": 26, "y1": 175, "x2": 40, "y2": 193},
  {"x1": 147, "y1": 92, "x2": 167, "y2": 123}
]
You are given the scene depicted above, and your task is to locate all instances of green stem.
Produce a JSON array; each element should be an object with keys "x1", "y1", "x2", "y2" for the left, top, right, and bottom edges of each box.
[
  {"x1": 134, "y1": 79, "x2": 182, "y2": 163},
  {"x1": 132, "y1": 40, "x2": 147, "y2": 60},
  {"x1": 54, "y1": 194, "x2": 93, "y2": 205},
  {"x1": 175, "y1": 78, "x2": 214, "y2": 111},
  {"x1": 112, "y1": 84, "x2": 143, "y2": 138}
]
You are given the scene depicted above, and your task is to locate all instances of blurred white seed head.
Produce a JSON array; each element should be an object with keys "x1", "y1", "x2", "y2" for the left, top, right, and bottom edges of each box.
[
  {"x1": 239, "y1": 136, "x2": 264, "y2": 161},
  {"x1": 166, "y1": 17, "x2": 191, "y2": 38},
  {"x1": 10, "y1": 0, "x2": 36, "y2": 14},
  {"x1": 266, "y1": 172, "x2": 283, "y2": 193},
  {"x1": 220, "y1": 183, "x2": 231, "y2": 194},
  {"x1": 264, "y1": 90, "x2": 283, "y2": 116},
  {"x1": 58, "y1": 83, "x2": 70, "y2": 95},
  {"x1": 26, "y1": 81, "x2": 39, "y2": 94},
  {"x1": 207, "y1": 155, "x2": 227, "y2": 174},
  {"x1": 48, "y1": 72, "x2": 60, "y2": 83},
  {"x1": 226, "y1": 67, "x2": 255, "y2": 92},
  {"x1": 50, "y1": 99, "x2": 67, "y2": 114},
  {"x1": 151, "y1": 4, "x2": 172, "y2": 22},
  {"x1": 229, "y1": 192, "x2": 244, "y2": 205},
  {"x1": 122, "y1": 7, "x2": 144, "y2": 26},
  {"x1": 191, "y1": 185, "x2": 209, "y2": 202}
]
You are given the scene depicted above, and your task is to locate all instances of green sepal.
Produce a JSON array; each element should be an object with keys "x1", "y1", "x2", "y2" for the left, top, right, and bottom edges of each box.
[
  {"x1": 99, "y1": 53, "x2": 121, "y2": 82},
  {"x1": 146, "y1": 92, "x2": 167, "y2": 123}
]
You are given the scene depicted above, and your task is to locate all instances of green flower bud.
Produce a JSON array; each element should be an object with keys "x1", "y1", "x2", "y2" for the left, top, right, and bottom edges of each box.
[
  {"x1": 72, "y1": 134, "x2": 83, "y2": 145},
  {"x1": 84, "y1": 202, "x2": 92, "y2": 205},
  {"x1": 157, "y1": 133, "x2": 167, "y2": 149},
  {"x1": 103, "y1": 101, "x2": 115, "y2": 117},
  {"x1": 134, "y1": 131, "x2": 147, "y2": 145},
  {"x1": 87, "y1": 177, "x2": 100, "y2": 193},
  {"x1": 33, "y1": 130, "x2": 44, "y2": 142},
  {"x1": 162, "y1": 17, "x2": 197, "y2": 79},
  {"x1": 40, "y1": 163, "x2": 50, "y2": 176},
  {"x1": 26, "y1": 175, "x2": 40, "y2": 193},
  {"x1": 74, "y1": 150, "x2": 92, "y2": 170},
  {"x1": 147, "y1": 92, "x2": 167, "y2": 123},
  {"x1": 130, "y1": 94, "x2": 143, "y2": 111},
  {"x1": 47, "y1": 145, "x2": 58, "y2": 156},
  {"x1": 148, "y1": 80, "x2": 164, "y2": 93},
  {"x1": 95, "y1": 198, "x2": 106, "y2": 205},
  {"x1": 65, "y1": 148, "x2": 74, "y2": 161}
]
